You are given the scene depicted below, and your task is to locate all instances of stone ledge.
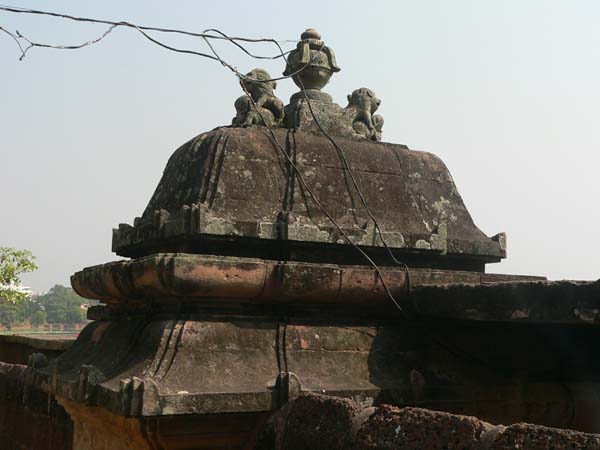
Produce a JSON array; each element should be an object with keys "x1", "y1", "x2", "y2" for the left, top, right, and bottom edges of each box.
[
  {"x1": 0, "y1": 334, "x2": 74, "y2": 352},
  {"x1": 71, "y1": 253, "x2": 408, "y2": 306},
  {"x1": 72, "y1": 253, "x2": 541, "y2": 315},
  {"x1": 412, "y1": 280, "x2": 600, "y2": 324},
  {"x1": 258, "y1": 393, "x2": 600, "y2": 450}
]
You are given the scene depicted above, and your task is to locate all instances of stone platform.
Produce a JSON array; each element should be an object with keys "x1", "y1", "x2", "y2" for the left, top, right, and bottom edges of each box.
[{"x1": 23, "y1": 276, "x2": 600, "y2": 423}]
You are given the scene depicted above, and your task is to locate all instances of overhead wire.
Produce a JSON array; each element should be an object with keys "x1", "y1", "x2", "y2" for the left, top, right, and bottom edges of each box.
[
  {"x1": 0, "y1": 5, "x2": 294, "y2": 63},
  {"x1": 0, "y1": 5, "x2": 297, "y2": 45},
  {"x1": 0, "y1": 7, "x2": 325, "y2": 85}
]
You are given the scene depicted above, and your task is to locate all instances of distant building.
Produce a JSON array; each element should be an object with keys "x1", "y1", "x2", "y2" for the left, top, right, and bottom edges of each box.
[{"x1": 0, "y1": 284, "x2": 32, "y2": 297}]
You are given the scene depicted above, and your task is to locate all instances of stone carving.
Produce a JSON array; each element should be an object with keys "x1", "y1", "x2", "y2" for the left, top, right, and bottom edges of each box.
[
  {"x1": 283, "y1": 28, "x2": 340, "y2": 102},
  {"x1": 283, "y1": 29, "x2": 346, "y2": 132},
  {"x1": 232, "y1": 68, "x2": 284, "y2": 127},
  {"x1": 281, "y1": 30, "x2": 384, "y2": 141},
  {"x1": 27, "y1": 352, "x2": 48, "y2": 368},
  {"x1": 345, "y1": 88, "x2": 384, "y2": 141}
]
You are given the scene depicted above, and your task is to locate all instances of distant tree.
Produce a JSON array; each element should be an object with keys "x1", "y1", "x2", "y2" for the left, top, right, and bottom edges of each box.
[
  {"x1": 36, "y1": 285, "x2": 87, "y2": 324},
  {"x1": 16, "y1": 297, "x2": 35, "y2": 322},
  {"x1": 65, "y1": 308, "x2": 85, "y2": 324},
  {"x1": 0, "y1": 247, "x2": 37, "y2": 304},
  {"x1": 0, "y1": 303, "x2": 18, "y2": 330},
  {"x1": 30, "y1": 310, "x2": 47, "y2": 328}
]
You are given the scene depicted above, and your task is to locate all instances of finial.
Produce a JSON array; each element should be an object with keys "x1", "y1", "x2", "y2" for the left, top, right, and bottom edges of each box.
[
  {"x1": 283, "y1": 29, "x2": 340, "y2": 101},
  {"x1": 300, "y1": 28, "x2": 321, "y2": 41}
]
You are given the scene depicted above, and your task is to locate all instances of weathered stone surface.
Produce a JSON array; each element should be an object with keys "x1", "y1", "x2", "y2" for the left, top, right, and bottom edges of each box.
[
  {"x1": 284, "y1": 87, "x2": 385, "y2": 141},
  {"x1": 345, "y1": 87, "x2": 384, "y2": 141},
  {"x1": 71, "y1": 253, "x2": 548, "y2": 317},
  {"x1": 232, "y1": 68, "x2": 285, "y2": 128},
  {"x1": 261, "y1": 393, "x2": 600, "y2": 450},
  {"x1": 284, "y1": 96, "x2": 353, "y2": 136},
  {"x1": 281, "y1": 30, "x2": 385, "y2": 141},
  {"x1": 490, "y1": 423, "x2": 600, "y2": 450},
  {"x1": 112, "y1": 127, "x2": 504, "y2": 270},
  {"x1": 283, "y1": 28, "x2": 340, "y2": 94},
  {"x1": 0, "y1": 362, "x2": 73, "y2": 450},
  {"x1": 275, "y1": 394, "x2": 360, "y2": 450},
  {"x1": 22, "y1": 316, "x2": 600, "y2": 433},
  {"x1": 356, "y1": 405, "x2": 489, "y2": 450},
  {"x1": 413, "y1": 280, "x2": 600, "y2": 324},
  {"x1": 60, "y1": 396, "x2": 270, "y2": 450},
  {"x1": 0, "y1": 334, "x2": 73, "y2": 365},
  {"x1": 58, "y1": 398, "x2": 150, "y2": 450},
  {"x1": 71, "y1": 253, "x2": 407, "y2": 306}
]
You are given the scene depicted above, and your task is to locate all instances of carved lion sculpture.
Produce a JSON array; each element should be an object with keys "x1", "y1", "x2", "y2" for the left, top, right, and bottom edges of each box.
[
  {"x1": 232, "y1": 68, "x2": 285, "y2": 127},
  {"x1": 345, "y1": 87, "x2": 384, "y2": 141}
]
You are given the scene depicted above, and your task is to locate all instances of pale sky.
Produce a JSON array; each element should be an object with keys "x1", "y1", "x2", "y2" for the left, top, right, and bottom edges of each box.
[{"x1": 1, "y1": 0, "x2": 599, "y2": 291}]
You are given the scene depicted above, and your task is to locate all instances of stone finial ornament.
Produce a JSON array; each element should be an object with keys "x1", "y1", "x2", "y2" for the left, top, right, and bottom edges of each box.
[
  {"x1": 283, "y1": 28, "x2": 340, "y2": 102},
  {"x1": 232, "y1": 68, "x2": 285, "y2": 127},
  {"x1": 230, "y1": 31, "x2": 384, "y2": 141},
  {"x1": 345, "y1": 88, "x2": 384, "y2": 141}
]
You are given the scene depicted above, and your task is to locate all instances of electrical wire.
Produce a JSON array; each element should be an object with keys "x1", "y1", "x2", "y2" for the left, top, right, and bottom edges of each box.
[
  {"x1": 0, "y1": 5, "x2": 294, "y2": 64},
  {"x1": 0, "y1": 5, "x2": 297, "y2": 45},
  {"x1": 0, "y1": 7, "x2": 326, "y2": 84}
]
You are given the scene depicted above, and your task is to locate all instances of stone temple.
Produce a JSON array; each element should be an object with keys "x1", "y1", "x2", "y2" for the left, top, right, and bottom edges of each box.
[{"x1": 2, "y1": 28, "x2": 600, "y2": 450}]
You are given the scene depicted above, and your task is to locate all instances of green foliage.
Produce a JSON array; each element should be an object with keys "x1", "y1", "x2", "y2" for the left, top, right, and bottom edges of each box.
[
  {"x1": 36, "y1": 285, "x2": 88, "y2": 324},
  {"x1": 0, "y1": 303, "x2": 18, "y2": 330},
  {"x1": 30, "y1": 310, "x2": 47, "y2": 328},
  {"x1": 0, "y1": 247, "x2": 37, "y2": 304},
  {"x1": 0, "y1": 282, "x2": 89, "y2": 330}
]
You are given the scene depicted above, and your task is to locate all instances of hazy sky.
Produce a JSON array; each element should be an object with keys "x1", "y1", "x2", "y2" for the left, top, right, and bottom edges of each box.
[{"x1": 1, "y1": 0, "x2": 599, "y2": 291}]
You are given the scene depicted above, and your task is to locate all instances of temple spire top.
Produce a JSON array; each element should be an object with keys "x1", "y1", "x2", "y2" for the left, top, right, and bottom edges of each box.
[{"x1": 283, "y1": 28, "x2": 340, "y2": 101}]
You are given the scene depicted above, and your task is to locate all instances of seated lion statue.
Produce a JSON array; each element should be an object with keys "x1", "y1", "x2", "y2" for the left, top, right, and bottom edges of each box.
[
  {"x1": 345, "y1": 87, "x2": 384, "y2": 141},
  {"x1": 232, "y1": 68, "x2": 285, "y2": 127}
]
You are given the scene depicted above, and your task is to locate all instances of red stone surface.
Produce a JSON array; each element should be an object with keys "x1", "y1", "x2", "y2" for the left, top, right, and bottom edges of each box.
[
  {"x1": 275, "y1": 394, "x2": 360, "y2": 450},
  {"x1": 0, "y1": 362, "x2": 73, "y2": 450},
  {"x1": 356, "y1": 405, "x2": 488, "y2": 450},
  {"x1": 490, "y1": 423, "x2": 600, "y2": 450},
  {"x1": 261, "y1": 393, "x2": 600, "y2": 450}
]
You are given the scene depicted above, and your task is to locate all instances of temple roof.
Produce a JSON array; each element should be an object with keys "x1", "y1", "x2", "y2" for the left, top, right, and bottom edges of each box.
[{"x1": 112, "y1": 127, "x2": 505, "y2": 270}]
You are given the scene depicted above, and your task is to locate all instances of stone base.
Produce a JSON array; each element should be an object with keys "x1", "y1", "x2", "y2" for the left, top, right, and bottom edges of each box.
[
  {"x1": 58, "y1": 398, "x2": 150, "y2": 450},
  {"x1": 284, "y1": 96, "x2": 357, "y2": 138},
  {"x1": 27, "y1": 316, "x2": 600, "y2": 433},
  {"x1": 0, "y1": 362, "x2": 73, "y2": 450},
  {"x1": 289, "y1": 89, "x2": 332, "y2": 103},
  {"x1": 58, "y1": 397, "x2": 268, "y2": 450}
]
